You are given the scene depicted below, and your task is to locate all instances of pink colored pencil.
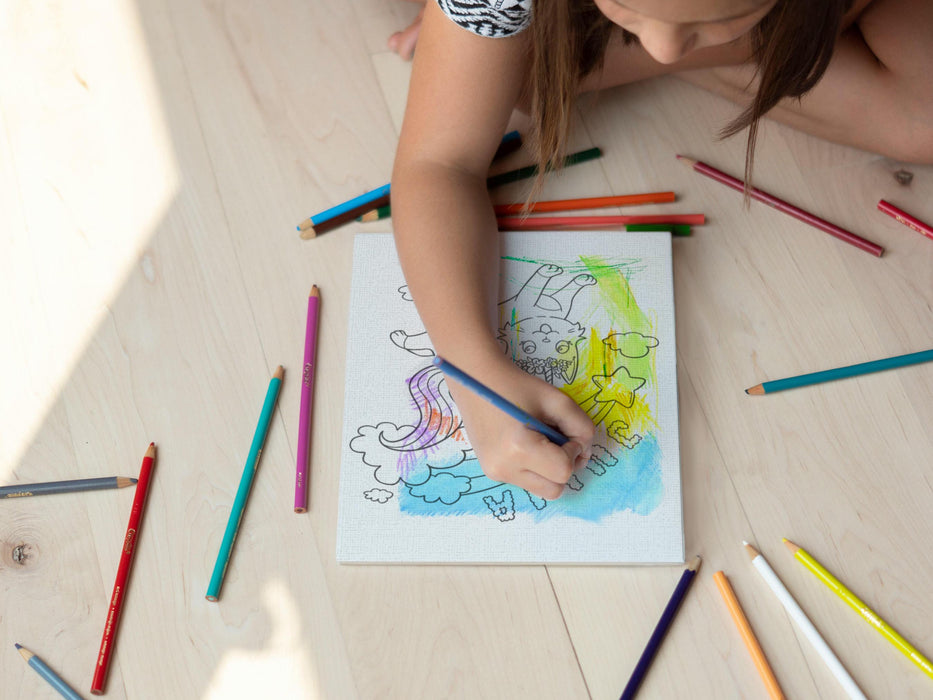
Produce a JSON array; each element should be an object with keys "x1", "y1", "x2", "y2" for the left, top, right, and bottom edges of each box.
[
  {"x1": 877, "y1": 199, "x2": 933, "y2": 241},
  {"x1": 295, "y1": 285, "x2": 320, "y2": 513},
  {"x1": 497, "y1": 213, "x2": 704, "y2": 230},
  {"x1": 677, "y1": 155, "x2": 884, "y2": 257}
]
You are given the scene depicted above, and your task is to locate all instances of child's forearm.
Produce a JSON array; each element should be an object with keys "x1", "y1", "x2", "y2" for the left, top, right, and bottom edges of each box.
[{"x1": 391, "y1": 159, "x2": 505, "y2": 369}]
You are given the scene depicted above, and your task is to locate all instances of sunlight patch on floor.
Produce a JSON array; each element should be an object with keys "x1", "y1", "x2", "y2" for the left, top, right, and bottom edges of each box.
[{"x1": 0, "y1": 0, "x2": 178, "y2": 477}]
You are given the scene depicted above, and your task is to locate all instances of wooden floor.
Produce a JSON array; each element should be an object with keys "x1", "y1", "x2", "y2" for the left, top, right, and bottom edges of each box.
[{"x1": 2, "y1": 1, "x2": 932, "y2": 698}]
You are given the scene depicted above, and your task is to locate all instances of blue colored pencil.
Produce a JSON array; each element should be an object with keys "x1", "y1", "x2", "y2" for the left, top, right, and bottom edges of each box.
[
  {"x1": 431, "y1": 356, "x2": 568, "y2": 445},
  {"x1": 620, "y1": 556, "x2": 702, "y2": 700},
  {"x1": 299, "y1": 130, "x2": 523, "y2": 233},
  {"x1": 746, "y1": 348, "x2": 933, "y2": 395},
  {"x1": 206, "y1": 366, "x2": 284, "y2": 601},
  {"x1": 15, "y1": 644, "x2": 83, "y2": 700}
]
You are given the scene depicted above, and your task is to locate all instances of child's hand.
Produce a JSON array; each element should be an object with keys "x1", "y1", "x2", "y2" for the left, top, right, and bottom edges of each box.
[{"x1": 448, "y1": 356, "x2": 595, "y2": 500}]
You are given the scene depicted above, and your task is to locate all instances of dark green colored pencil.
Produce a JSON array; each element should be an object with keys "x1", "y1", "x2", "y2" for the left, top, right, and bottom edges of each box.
[
  {"x1": 0, "y1": 476, "x2": 136, "y2": 499},
  {"x1": 485, "y1": 147, "x2": 602, "y2": 189},
  {"x1": 625, "y1": 223, "x2": 692, "y2": 237}
]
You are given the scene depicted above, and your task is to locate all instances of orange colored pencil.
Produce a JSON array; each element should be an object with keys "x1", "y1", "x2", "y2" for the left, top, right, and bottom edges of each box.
[
  {"x1": 497, "y1": 213, "x2": 704, "y2": 230},
  {"x1": 493, "y1": 192, "x2": 675, "y2": 216},
  {"x1": 714, "y1": 571, "x2": 785, "y2": 700}
]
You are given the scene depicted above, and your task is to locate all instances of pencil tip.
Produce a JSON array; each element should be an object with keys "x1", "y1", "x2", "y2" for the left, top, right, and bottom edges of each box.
[
  {"x1": 130, "y1": 478, "x2": 138, "y2": 483},
  {"x1": 742, "y1": 540, "x2": 749, "y2": 546},
  {"x1": 745, "y1": 384, "x2": 765, "y2": 395},
  {"x1": 274, "y1": 365, "x2": 285, "y2": 380},
  {"x1": 744, "y1": 542, "x2": 760, "y2": 560},
  {"x1": 14, "y1": 643, "x2": 21, "y2": 649},
  {"x1": 783, "y1": 539, "x2": 799, "y2": 553},
  {"x1": 145, "y1": 443, "x2": 156, "y2": 457},
  {"x1": 310, "y1": 284, "x2": 319, "y2": 297},
  {"x1": 687, "y1": 554, "x2": 702, "y2": 571}
]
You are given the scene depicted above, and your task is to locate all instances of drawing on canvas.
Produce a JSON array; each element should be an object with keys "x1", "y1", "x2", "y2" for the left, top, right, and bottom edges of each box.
[{"x1": 347, "y1": 255, "x2": 665, "y2": 524}]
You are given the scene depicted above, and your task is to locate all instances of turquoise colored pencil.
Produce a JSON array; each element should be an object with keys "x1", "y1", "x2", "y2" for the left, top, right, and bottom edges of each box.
[
  {"x1": 206, "y1": 366, "x2": 284, "y2": 601},
  {"x1": 746, "y1": 348, "x2": 933, "y2": 395},
  {"x1": 15, "y1": 643, "x2": 83, "y2": 700}
]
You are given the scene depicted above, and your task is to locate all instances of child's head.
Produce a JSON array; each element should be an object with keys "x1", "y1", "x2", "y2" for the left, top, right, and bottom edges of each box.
[
  {"x1": 528, "y1": 0, "x2": 852, "y2": 189},
  {"x1": 590, "y1": 0, "x2": 778, "y2": 65}
]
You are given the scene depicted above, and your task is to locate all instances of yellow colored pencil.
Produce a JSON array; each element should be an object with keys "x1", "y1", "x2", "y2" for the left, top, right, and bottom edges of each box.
[
  {"x1": 713, "y1": 571, "x2": 785, "y2": 699},
  {"x1": 783, "y1": 539, "x2": 933, "y2": 681}
]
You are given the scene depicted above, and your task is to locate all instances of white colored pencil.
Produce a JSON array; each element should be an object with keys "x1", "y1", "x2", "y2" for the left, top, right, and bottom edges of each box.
[{"x1": 743, "y1": 542, "x2": 866, "y2": 700}]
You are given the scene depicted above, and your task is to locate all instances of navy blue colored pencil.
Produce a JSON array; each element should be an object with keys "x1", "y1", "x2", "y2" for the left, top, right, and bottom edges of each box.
[
  {"x1": 432, "y1": 356, "x2": 568, "y2": 445},
  {"x1": 620, "y1": 556, "x2": 702, "y2": 700}
]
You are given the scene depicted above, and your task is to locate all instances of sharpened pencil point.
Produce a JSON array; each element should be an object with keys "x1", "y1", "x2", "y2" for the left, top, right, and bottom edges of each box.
[
  {"x1": 310, "y1": 284, "x2": 319, "y2": 298},
  {"x1": 783, "y1": 539, "x2": 800, "y2": 554},
  {"x1": 687, "y1": 555, "x2": 702, "y2": 572},
  {"x1": 14, "y1": 643, "x2": 21, "y2": 649},
  {"x1": 274, "y1": 365, "x2": 285, "y2": 380},
  {"x1": 744, "y1": 542, "x2": 760, "y2": 560},
  {"x1": 145, "y1": 443, "x2": 156, "y2": 458},
  {"x1": 745, "y1": 384, "x2": 765, "y2": 395}
]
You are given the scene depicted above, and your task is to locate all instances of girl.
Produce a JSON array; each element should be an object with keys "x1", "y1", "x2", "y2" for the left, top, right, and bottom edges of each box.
[{"x1": 390, "y1": 0, "x2": 933, "y2": 500}]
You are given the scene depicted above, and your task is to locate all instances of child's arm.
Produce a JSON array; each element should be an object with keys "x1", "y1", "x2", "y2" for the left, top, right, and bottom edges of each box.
[{"x1": 392, "y1": 1, "x2": 595, "y2": 500}]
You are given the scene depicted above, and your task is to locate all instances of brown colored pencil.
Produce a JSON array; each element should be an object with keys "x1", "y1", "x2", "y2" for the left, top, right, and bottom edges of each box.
[
  {"x1": 298, "y1": 193, "x2": 391, "y2": 239},
  {"x1": 90, "y1": 442, "x2": 157, "y2": 695},
  {"x1": 677, "y1": 155, "x2": 884, "y2": 257}
]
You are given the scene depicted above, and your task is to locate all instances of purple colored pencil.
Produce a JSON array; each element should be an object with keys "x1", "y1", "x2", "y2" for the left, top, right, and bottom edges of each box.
[{"x1": 295, "y1": 285, "x2": 321, "y2": 512}]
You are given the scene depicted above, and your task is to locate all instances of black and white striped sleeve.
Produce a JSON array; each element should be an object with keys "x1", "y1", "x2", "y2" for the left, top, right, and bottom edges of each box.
[{"x1": 435, "y1": 0, "x2": 532, "y2": 38}]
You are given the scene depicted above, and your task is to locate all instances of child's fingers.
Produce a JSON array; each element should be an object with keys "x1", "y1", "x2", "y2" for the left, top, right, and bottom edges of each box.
[
  {"x1": 540, "y1": 391, "x2": 596, "y2": 450},
  {"x1": 514, "y1": 469, "x2": 567, "y2": 501}
]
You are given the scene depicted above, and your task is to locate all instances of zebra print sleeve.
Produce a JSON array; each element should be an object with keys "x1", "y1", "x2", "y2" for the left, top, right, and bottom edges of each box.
[{"x1": 435, "y1": 0, "x2": 532, "y2": 38}]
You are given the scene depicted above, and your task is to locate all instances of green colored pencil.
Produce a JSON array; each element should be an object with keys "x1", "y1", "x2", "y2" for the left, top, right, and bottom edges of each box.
[
  {"x1": 485, "y1": 147, "x2": 602, "y2": 189},
  {"x1": 206, "y1": 366, "x2": 284, "y2": 601},
  {"x1": 746, "y1": 348, "x2": 933, "y2": 395},
  {"x1": 625, "y1": 223, "x2": 692, "y2": 237},
  {"x1": 357, "y1": 204, "x2": 391, "y2": 222}
]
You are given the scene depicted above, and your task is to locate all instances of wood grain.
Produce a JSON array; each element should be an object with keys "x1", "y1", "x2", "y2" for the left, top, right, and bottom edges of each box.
[{"x1": 2, "y1": 1, "x2": 931, "y2": 699}]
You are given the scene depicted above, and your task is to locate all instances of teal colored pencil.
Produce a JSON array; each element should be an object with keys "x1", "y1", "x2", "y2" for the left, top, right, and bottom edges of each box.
[
  {"x1": 206, "y1": 366, "x2": 284, "y2": 601},
  {"x1": 746, "y1": 348, "x2": 933, "y2": 395},
  {"x1": 15, "y1": 644, "x2": 83, "y2": 700}
]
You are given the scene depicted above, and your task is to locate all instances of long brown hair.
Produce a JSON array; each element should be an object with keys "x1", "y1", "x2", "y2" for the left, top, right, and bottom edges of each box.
[{"x1": 529, "y1": 0, "x2": 852, "y2": 193}]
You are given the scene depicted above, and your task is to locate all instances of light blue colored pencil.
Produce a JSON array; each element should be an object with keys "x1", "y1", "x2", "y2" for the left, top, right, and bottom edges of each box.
[
  {"x1": 206, "y1": 366, "x2": 284, "y2": 601},
  {"x1": 432, "y1": 356, "x2": 568, "y2": 445},
  {"x1": 297, "y1": 183, "x2": 391, "y2": 232},
  {"x1": 746, "y1": 348, "x2": 933, "y2": 395},
  {"x1": 15, "y1": 644, "x2": 83, "y2": 700}
]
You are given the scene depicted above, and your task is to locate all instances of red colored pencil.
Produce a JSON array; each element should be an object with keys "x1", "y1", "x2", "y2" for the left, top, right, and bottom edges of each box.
[
  {"x1": 496, "y1": 213, "x2": 704, "y2": 230},
  {"x1": 877, "y1": 199, "x2": 933, "y2": 241},
  {"x1": 493, "y1": 191, "x2": 675, "y2": 215},
  {"x1": 90, "y1": 443, "x2": 157, "y2": 695},
  {"x1": 676, "y1": 155, "x2": 884, "y2": 257}
]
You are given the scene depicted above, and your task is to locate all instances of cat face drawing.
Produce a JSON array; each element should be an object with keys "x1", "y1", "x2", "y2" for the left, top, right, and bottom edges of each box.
[{"x1": 497, "y1": 264, "x2": 596, "y2": 385}]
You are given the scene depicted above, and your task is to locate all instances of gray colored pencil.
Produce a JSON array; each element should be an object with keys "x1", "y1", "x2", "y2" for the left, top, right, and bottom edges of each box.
[{"x1": 0, "y1": 476, "x2": 137, "y2": 499}]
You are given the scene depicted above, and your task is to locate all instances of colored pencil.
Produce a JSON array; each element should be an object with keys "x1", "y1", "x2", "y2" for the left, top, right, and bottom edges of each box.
[
  {"x1": 298, "y1": 184, "x2": 391, "y2": 234},
  {"x1": 295, "y1": 287, "x2": 320, "y2": 513},
  {"x1": 746, "y1": 348, "x2": 933, "y2": 395},
  {"x1": 676, "y1": 155, "x2": 884, "y2": 257},
  {"x1": 432, "y1": 356, "x2": 568, "y2": 445},
  {"x1": 625, "y1": 223, "x2": 692, "y2": 237},
  {"x1": 90, "y1": 443, "x2": 157, "y2": 695},
  {"x1": 15, "y1": 644, "x2": 83, "y2": 700},
  {"x1": 492, "y1": 129, "x2": 523, "y2": 160},
  {"x1": 0, "y1": 476, "x2": 136, "y2": 499},
  {"x1": 497, "y1": 213, "x2": 704, "y2": 230},
  {"x1": 783, "y1": 539, "x2": 933, "y2": 681},
  {"x1": 207, "y1": 366, "x2": 284, "y2": 601},
  {"x1": 357, "y1": 205, "x2": 391, "y2": 222},
  {"x1": 486, "y1": 146, "x2": 602, "y2": 189},
  {"x1": 620, "y1": 556, "x2": 701, "y2": 700},
  {"x1": 492, "y1": 191, "x2": 676, "y2": 215},
  {"x1": 299, "y1": 193, "x2": 391, "y2": 239},
  {"x1": 713, "y1": 571, "x2": 785, "y2": 700},
  {"x1": 314, "y1": 131, "x2": 522, "y2": 229},
  {"x1": 877, "y1": 199, "x2": 933, "y2": 241},
  {"x1": 744, "y1": 542, "x2": 866, "y2": 700}
]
